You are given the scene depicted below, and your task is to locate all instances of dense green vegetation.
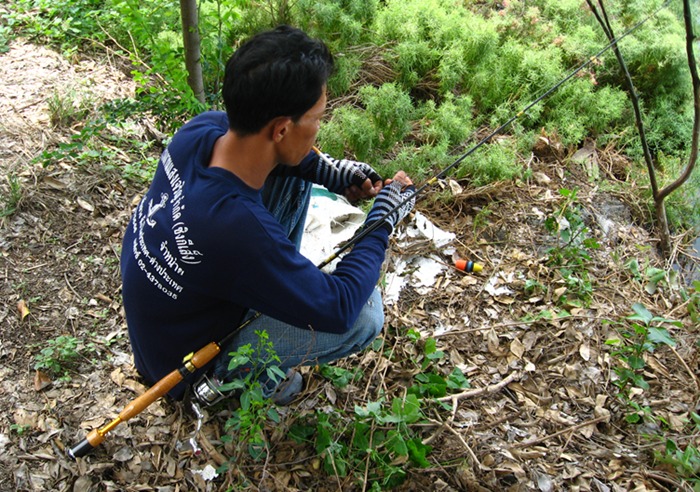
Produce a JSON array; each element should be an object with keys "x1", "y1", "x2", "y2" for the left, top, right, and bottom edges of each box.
[{"x1": 2, "y1": 0, "x2": 697, "y2": 228}]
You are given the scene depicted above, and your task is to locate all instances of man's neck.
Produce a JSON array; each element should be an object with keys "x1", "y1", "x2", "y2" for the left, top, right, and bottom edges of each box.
[{"x1": 209, "y1": 130, "x2": 276, "y2": 189}]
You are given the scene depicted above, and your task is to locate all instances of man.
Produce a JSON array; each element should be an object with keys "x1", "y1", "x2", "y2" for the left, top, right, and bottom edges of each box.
[{"x1": 120, "y1": 25, "x2": 415, "y2": 404}]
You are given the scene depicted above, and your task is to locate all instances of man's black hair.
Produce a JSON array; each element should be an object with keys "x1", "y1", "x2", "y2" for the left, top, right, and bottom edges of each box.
[{"x1": 223, "y1": 25, "x2": 334, "y2": 136}]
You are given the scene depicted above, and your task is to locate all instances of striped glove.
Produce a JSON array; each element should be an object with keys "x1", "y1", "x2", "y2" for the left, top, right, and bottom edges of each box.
[
  {"x1": 365, "y1": 180, "x2": 416, "y2": 234},
  {"x1": 312, "y1": 154, "x2": 382, "y2": 196}
]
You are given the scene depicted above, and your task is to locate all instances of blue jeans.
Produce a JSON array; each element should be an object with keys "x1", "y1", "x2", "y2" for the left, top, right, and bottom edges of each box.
[{"x1": 213, "y1": 174, "x2": 384, "y2": 382}]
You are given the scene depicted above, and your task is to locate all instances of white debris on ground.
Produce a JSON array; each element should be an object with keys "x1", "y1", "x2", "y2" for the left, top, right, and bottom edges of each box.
[
  {"x1": 300, "y1": 186, "x2": 366, "y2": 271},
  {"x1": 385, "y1": 211, "x2": 457, "y2": 304},
  {"x1": 192, "y1": 464, "x2": 219, "y2": 481},
  {"x1": 484, "y1": 271, "x2": 516, "y2": 297},
  {"x1": 300, "y1": 186, "x2": 458, "y2": 305}
]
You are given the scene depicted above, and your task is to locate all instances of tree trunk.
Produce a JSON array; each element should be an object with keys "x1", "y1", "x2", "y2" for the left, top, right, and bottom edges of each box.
[
  {"x1": 180, "y1": 0, "x2": 205, "y2": 104},
  {"x1": 588, "y1": 0, "x2": 699, "y2": 256}
]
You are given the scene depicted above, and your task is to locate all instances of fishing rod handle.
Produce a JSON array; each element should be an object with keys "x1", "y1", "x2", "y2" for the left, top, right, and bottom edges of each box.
[
  {"x1": 67, "y1": 367, "x2": 185, "y2": 460},
  {"x1": 68, "y1": 342, "x2": 221, "y2": 459},
  {"x1": 120, "y1": 342, "x2": 221, "y2": 420}
]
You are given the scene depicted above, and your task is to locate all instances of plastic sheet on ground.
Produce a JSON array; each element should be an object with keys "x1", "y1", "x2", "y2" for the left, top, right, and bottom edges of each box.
[
  {"x1": 300, "y1": 186, "x2": 366, "y2": 270},
  {"x1": 300, "y1": 185, "x2": 456, "y2": 304}
]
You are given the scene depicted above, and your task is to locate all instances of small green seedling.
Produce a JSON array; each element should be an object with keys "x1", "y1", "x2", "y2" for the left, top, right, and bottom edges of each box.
[
  {"x1": 219, "y1": 330, "x2": 285, "y2": 465},
  {"x1": 34, "y1": 335, "x2": 82, "y2": 381},
  {"x1": 606, "y1": 303, "x2": 680, "y2": 423}
]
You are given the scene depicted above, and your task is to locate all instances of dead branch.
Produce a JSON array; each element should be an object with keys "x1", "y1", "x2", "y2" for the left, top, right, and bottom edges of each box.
[
  {"x1": 512, "y1": 415, "x2": 609, "y2": 448},
  {"x1": 436, "y1": 371, "x2": 521, "y2": 404}
]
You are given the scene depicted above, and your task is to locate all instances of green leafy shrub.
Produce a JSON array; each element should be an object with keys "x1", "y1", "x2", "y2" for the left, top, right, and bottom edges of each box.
[
  {"x1": 387, "y1": 141, "x2": 451, "y2": 182},
  {"x1": 543, "y1": 188, "x2": 601, "y2": 308},
  {"x1": 219, "y1": 330, "x2": 286, "y2": 463},
  {"x1": 606, "y1": 303, "x2": 679, "y2": 423},
  {"x1": 6, "y1": 0, "x2": 110, "y2": 54},
  {"x1": 34, "y1": 335, "x2": 95, "y2": 381},
  {"x1": 544, "y1": 80, "x2": 628, "y2": 144},
  {"x1": 376, "y1": 0, "x2": 499, "y2": 95},
  {"x1": 294, "y1": 0, "x2": 378, "y2": 47},
  {"x1": 318, "y1": 105, "x2": 376, "y2": 161},
  {"x1": 361, "y1": 83, "x2": 414, "y2": 150},
  {"x1": 417, "y1": 93, "x2": 474, "y2": 148},
  {"x1": 308, "y1": 395, "x2": 430, "y2": 488},
  {"x1": 318, "y1": 82, "x2": 414, "y2": 161},
  {"x1": 289, "y1": 393, "x2": 432, "y2": 489},
  {"x1": 454, "y1": 139, "x2": 522, "y2": 186}
]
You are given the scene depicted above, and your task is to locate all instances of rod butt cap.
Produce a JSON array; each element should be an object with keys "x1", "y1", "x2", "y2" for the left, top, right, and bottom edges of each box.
[{"x1": 67, "y1": 438, "x2": 95, "y2": 459}]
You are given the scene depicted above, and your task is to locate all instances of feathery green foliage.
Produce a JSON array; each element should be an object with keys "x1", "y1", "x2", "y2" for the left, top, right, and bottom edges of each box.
[{"x1": 5, "y1": 0, "x2": 696, "y2": 221}]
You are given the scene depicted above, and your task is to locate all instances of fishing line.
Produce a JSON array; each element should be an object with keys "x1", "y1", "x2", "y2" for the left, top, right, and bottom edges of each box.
[{"x1": 316, "y1": 0, "x2": 672, "y2": 269}]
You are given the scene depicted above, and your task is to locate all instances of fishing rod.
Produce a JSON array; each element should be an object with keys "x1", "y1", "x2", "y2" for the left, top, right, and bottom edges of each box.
[
  {"x1": 68, "y1": 1, "x2": 668, "y2": 458},
  {"x1": 67, "y1": 312, "x2": 259, "y2": 458},
  {"x1": 315, "y1": 0, "x2": 671, "y2": 269}
]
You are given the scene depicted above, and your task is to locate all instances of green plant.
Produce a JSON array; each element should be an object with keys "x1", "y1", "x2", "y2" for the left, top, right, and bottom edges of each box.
[
  {"x1": 455, "y1": 140, "x2": 522, "y2": 186},
  {"x1": 39, "y1": 118, "x2": 107, "y2": 167},
  {"x1": 0, "y1": 18, "x2": 12, "y2": 53},
  {"x1": 524, "y1": 278, "x2": 546, "y2": 296},
  {"x1": 417, "y1": 94, "x2": 475, "y2": 148},
  {"x1": 419, "y1": 337, "x2": 444, "y2": 370},
  {"x1": 307, "y1": 394, "x2": 431, "y2": 489},
  {"x1": 10, "y1": 423, "x2": 31, "y2": 435},
  {"x1": 625, "y1": 257, "x2": 678, "y2": 295},
  {"x1": 656, "y1": 152, "x2": 700, "y2": 232},
  {"x1": 319, "y1": 364, "x2": 363, "y2": 388},
  {"x1": 33, "y1": 335, "x2": 84, "y2": 380},
  {"x1": 286, "y1": 330, "x2": 468, "y2": 489},
  {"x1": 657, "y1": 438, "x2": 700, "y2": 484},
  {"x1": 653, "y1": 412, "x2": 700, "y2": 486},
  {"x1": 294, "y1": 0, "x2": 378, "y2": 52},
  {"x1": 406, "y1": 336, "x2": 470, "y2": 399},
  {"x1": 47, "y1": 89, "x2": 93, "y2": 128},
  {"x1": 409, "y1": 367, "x2": 469, "y2": 399},
  {"x1": 1, "y1": 174, "x2": 22, "y2": 217},
  {"x1": 606, "y1": 303, "x2": 680, "y2": 422},
  {"x1": 686, "y1": 281, "x2": 700, "y2": 324},
  {"x1": 7, "y1": 0, "x2": 110, "y2": 55},
  {"x1": 218, "y1": 330, "x2": 285, "y2": 464},
  {"x1": 544, "y1": 188, "x2": 600, "y2": 308}
]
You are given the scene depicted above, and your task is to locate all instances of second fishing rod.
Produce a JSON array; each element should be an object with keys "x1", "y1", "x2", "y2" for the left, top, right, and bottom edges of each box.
[{"x1": 315, "y1": 0, "x2": 670, "y2": 270}]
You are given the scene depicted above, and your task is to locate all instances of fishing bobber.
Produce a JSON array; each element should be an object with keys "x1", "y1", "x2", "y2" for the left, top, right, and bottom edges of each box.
[{"x1": 455, "y1": 259, "x2": 483, "y2": 273}]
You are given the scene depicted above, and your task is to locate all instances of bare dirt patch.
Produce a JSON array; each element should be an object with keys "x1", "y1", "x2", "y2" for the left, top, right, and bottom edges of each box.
[{"x1": 1, "y1": 39, "x2": 699, "y2": 492}]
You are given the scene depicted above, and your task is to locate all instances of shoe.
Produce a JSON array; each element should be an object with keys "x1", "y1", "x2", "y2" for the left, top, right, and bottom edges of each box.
[{"x1": 266, "y1": 369, "x2": 303, "y2": 406}]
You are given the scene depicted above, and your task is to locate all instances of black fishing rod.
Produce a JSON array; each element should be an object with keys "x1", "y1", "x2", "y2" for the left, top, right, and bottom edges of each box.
[
  {"x1": 68, "y1": 1, "x2": 669, "y2": 458},
  {"x1": 316, "y1": 0, "x2": 672, "y2": 270}
]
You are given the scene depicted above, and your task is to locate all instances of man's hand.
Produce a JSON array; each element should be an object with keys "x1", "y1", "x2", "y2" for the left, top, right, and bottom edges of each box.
[
  {"x1": 365, "y1": 171, "x2": 415, "y2": 234},
  {"x1": 313, "y1": 153, "x2": 383, "y2": 202}
]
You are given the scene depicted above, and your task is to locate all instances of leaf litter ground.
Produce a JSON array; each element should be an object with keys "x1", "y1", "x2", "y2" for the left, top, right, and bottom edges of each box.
[{"x1": 1, "y1": 39, "x2": 699, "y2": 492}]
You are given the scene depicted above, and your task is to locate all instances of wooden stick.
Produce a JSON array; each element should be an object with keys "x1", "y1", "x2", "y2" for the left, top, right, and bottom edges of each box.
[
  {"x1": 512, "y1": 415, "x2": 608, "y2": 448},
  {"x1": 436, "y1": 371, "x2": 521, "y2": 403}
]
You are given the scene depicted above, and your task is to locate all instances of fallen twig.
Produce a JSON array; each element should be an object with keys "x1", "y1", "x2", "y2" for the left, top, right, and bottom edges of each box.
[
  {"x1": 512, "y1": 415, "x2": 608, "y2": 448},
  {"x1": 437, "y1": 371, "x2": 521, "y2": 403},
  {"x1": 435, "y1": 315, "x2": 618, "y2": 337},
  {"x1": 198, "y1": 431, "x2": 227, "y2": 466},
  {"x1": 669, "y1": 345, "x2": 700, "y2": 393},
  {"x1": 444, "y1": 422, "x2": 485, "y2": 471}
]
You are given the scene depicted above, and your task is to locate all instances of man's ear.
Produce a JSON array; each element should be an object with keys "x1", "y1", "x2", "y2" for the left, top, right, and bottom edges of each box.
[{"x1": 270, "y1": 117, "x2": 292, "y2": 143}]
